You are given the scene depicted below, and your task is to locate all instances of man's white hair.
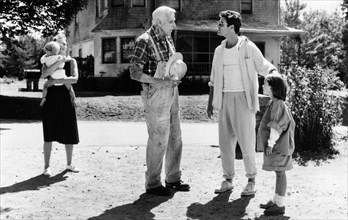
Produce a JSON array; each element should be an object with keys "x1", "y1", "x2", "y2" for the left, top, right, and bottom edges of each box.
[{"x1": 152, "y1": 6, "x2": 176, "y2": 25}]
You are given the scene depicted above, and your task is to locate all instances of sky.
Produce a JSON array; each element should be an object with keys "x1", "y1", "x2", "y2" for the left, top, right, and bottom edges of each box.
[{"x1": 281, "y1": 0, "x2": 344, "y2": 13}]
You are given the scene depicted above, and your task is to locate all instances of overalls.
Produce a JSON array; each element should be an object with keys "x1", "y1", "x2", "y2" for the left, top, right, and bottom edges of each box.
[{"x1": 142, "y1": 34, "x2": 183, "y2": 189}]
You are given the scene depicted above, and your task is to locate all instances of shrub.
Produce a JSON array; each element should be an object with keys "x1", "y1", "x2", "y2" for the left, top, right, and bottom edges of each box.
[
  {"x1": 115, "y1": 71, "x2": 212, "y2": 95},
  {"x1": 113, "y1": 68, "x2": 141, "y2": 94},
  {"x1": 285, "y1": 65, "x2": 344, "y2": 165},
  {"x1": 74, "y1": 55, "x2": 94, "y2": 79},
  {"x1": 179, "y1": 75, "x2": 210, "y2": 95},
  {"x1": 0, "y1": 95, "x2": 41, "y2": 120}
]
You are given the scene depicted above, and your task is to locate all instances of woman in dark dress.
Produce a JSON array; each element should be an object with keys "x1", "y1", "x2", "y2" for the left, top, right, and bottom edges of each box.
[{"x1": 41, "y1": 33, "x2": 79, "y2": 176}]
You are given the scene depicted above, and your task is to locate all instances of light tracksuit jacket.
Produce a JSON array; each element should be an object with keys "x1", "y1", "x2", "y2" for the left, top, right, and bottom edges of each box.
[{"x1": 209, "y1": 36, "x2": 277, "y2": 113}]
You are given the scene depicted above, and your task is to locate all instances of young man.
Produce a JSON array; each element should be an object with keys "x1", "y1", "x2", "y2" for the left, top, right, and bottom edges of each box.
[
  {"x1": 207, "y1": 10, "x2": 278, "y2": 196},
  {"x1": 129, "y1": 6, "x2": 190, "y2": 196}
]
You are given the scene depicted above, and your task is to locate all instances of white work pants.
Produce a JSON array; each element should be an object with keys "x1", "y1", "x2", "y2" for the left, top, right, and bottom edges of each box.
[{"x1": 141, "y1": 84, "x2": 183, "y2": 189}]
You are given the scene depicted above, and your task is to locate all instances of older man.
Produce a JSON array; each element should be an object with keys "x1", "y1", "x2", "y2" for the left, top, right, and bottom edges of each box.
[{"x1": 130, "y1": 6, "x2": 190, "y2": 196}]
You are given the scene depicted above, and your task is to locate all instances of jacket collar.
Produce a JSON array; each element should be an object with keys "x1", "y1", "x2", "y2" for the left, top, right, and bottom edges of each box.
[
  {"x1": 220, "y1": 36, "x2": 249, "y2": 51},
  {"x1": 149, "y1": 25, "x2": 167, "y2": 42}
]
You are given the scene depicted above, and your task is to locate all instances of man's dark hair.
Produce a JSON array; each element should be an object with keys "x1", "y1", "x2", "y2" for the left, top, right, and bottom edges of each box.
[
  {"x1": 219, "y1": 10, "x2": 242, "y2": 34},
  {"x1": 265, "y1": 73, "x2": 288, "y2": 101}
]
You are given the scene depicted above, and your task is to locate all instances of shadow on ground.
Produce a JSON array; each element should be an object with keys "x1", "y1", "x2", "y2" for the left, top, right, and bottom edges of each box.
[
  {"x1": 0, "y1": 171, "x2": 68, "y2": 195},
  {"x1": 88, "y1": 192, "x2": 176, "y2": 220},
  {"x1": 186, "y1": 191, "x2": 290, "y2": 220},
  {"x1": 255, "y1": 214, "x2": 290, "y2": 220}
]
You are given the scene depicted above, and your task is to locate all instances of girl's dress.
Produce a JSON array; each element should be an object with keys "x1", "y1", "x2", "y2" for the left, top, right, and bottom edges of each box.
[{"x1": 257, "y1": 99, "x2": 295, "y2": 171}]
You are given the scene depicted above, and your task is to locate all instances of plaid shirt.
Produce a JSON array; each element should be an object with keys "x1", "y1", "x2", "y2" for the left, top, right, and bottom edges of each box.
[{"x1": 130, "y1": 26, "x2": 175, "y2": 77}]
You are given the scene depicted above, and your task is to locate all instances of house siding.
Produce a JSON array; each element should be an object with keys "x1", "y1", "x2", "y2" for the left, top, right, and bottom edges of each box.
[
  {"x1": 66, "y1": 0, "x2": 287, "y2": 77},
  {"x1": 178, "y1": 0, "x2": 240, "y2": 20},
  {"x1": 93, "y1": 29, "x2": 144, "y2": 77}
]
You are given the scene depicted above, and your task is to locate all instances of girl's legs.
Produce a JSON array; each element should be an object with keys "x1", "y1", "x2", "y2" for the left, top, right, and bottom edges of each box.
[
  {"x1": 275, "y1": 171, "x2": 287, "y2": 196},
  {"x1": 263, "y1": 171, "x2": 287, "y2": 215},
  {"x1": 275, "y1": 171, "x2": 287, "y2": 207},
  {"x1": 43, "y1": 141, "x2": 53, "y2": 169}
]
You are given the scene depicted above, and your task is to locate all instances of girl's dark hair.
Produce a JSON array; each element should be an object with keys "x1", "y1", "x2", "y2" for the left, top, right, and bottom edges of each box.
[
  {"x1": 265, "y1": 73, "x2": 288, "y2": 101},
  {"x1": 219, "y1": 10, "x2": 242, "y2": 35}
]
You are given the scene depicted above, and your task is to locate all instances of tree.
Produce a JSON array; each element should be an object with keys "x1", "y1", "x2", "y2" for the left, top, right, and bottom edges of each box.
[
  {"x1": 0, "y1": 0, "x2": 88, "y2": 41},
  {"x1": 341, "y1": 0, "x2": 348, "y2": 85},
  {"x1": 300, "y1": 10, "x2": 345, "y2": 71},
  {"x1": 280, "y1": 0, "x2": 307, "y2": 67},
  {"x1": 281, "y1": 0, "x2": 347, "y2": 83},
  {"x1": 282, "y1": 0, "x2": 307, "y2": 27},
  {"x1": 1, "y1": 36, "x2": 45, "y2": 78}
]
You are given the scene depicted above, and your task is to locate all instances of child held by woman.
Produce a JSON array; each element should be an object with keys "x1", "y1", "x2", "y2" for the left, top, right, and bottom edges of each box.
[{"x1": 40, "y1": 41, "x2": 76, "y2": 107}]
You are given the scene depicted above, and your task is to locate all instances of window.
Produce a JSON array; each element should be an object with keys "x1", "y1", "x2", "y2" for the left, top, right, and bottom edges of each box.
[
  {"x1": 158, "y1": 0, "x2": 180, "y2": 11},
  {"x1": 102, "y1": 38, "x2": 116, "y2": 63},
  {"x1": 74, "y1": 15, "x2": 79, "y2": 31},
  {"x1": 111, "y1": 0, "x2": 124, "y2": 7},
  {"x1": 132, "y1": 0, "x2": 145, "y2": 7},
  {"x1": 96, "y1": 0, "x2": 100, "y2": 17},
  {"x1": 79, "y1": 48, "x2": 82, "y2": 58},
  {"x1": 176, "y1": 31, "x2": 224, "y2": 76},
  {"x1": 241, "y1": 0, "x2": 252, "y2": 14},
  {"x1": 103, "y1": 0, "x2": 108, "y2": 10},
  {"x1": 121, "y1": 37, "x2": 135, "y2": 63},
  {"x1": 74, "y1": 15, "x2": 79, "y2": 26},
  {"x1": 254, "y1": 42, "x2": 265, "y2": 56},
  {"x1": 96, "y1": 0, "x2": 108, "y2": 17}
]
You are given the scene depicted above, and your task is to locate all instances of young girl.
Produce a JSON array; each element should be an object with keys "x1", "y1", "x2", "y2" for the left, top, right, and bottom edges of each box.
[
  {"x1": 40, "y1": 41, "x2": 76, "y2": 107},
  {"x1": 257, "y1": 73, "x2": 296, "y2": 216}
]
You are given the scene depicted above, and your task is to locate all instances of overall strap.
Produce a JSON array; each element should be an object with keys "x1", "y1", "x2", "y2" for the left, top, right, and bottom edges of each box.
[
  {"x1": 166, "y1": 37, "x2": 175, "y2": 56},
  {"x1": 148, "y1": 33, "x2": 162, "y2": 62}
]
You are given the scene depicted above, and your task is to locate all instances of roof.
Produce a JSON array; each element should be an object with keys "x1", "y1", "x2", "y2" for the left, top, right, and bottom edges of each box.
[
  {"x1": 91, "y1": 15, "x2": 304, "y2": 37},
  {"x1": 175, "y1": 20, "x2": 304, "y2": 36}
]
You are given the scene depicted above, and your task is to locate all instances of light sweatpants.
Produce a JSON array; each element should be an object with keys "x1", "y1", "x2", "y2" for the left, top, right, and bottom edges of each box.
[
  {"x1": 218, "y1": 92, "x2": 257, "y2": 180},
  {"x1": 141, "y1": 84, "x2": 183, "y2": 190}
]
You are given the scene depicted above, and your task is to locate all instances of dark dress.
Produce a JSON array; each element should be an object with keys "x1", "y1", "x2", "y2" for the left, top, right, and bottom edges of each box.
[{"x1": 42, "y1": 62, "x2": 79, "y2": 144}]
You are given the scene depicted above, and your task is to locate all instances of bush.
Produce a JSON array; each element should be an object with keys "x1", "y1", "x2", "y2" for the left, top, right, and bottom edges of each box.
[
  {"x1": 0, "y1": 95, "x2": 41, "y2": 120},
  {"x1": 179, "y1": 75, "x2": 210, "y2": 95},
  {"x1": 74, "y1": 55, "x2": 94, "y2": 79},
  {"x1": 113, "y1": 68, "x2": 141, "y2": 94},
  {"x1": 115, "y1": 70, "x2": 211, "y2": 95},
  {"x1": 285, "y1": 65, "x2": 344, "y2": 165}
]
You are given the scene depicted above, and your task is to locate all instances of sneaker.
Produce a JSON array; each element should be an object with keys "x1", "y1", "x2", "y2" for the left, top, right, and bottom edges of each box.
[
  {"x1": 43, "y1": 167, "x2": 52, "y2": 177},
  {"x1": 214, "y1": 180, "x2": 233, "y2": 194},
  {"x1": 146, "y1": 186, "x2": 171, "y2": 196},
  {"x1": 165, "y1": 180, "x2": 190, "y2": 191},
  {"x1": 264, "y1": 204, "x2": 285, "y2": 216},
  {"x1": 241, "y1": 182, "x2": 256, "y2": 196},
  {"x1": 66, "y1": 165, "x2": 79, "y2": 173},
  {"x1": 260, "y1": 200, "x2": 276, "y2": 209}
]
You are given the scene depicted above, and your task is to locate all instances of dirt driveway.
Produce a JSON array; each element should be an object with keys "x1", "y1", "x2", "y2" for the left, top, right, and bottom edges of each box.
[{"x1": 0, "y1": 121, "x2": 347, "y2": 220}]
